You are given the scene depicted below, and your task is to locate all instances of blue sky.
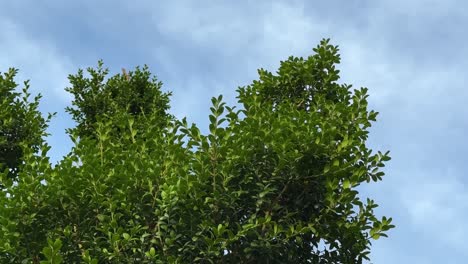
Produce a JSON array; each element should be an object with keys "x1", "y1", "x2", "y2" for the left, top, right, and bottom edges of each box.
[{"x1": 1, "y1": 0, "x2": 467, "y2": 262}]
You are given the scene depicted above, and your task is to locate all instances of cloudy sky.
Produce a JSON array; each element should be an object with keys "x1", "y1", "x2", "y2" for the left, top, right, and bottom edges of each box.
[{"x1": 1, "y1": 0, "x2": 467, "y2": 262}]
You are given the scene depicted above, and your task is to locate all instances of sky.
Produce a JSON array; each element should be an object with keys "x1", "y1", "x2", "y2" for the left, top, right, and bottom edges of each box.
[{"x1": 1, "y1": 0, "x2": 467, "y2": 263}]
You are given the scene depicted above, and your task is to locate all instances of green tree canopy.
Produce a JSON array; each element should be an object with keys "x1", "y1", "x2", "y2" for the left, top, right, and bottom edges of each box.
[
  {"x1": 0, "y1": 39, "x2": 394, "y2": 263},
  {"x1": 0, "y1": 68, "x2": 52, "y2": 180},
  {"x1": 65, "y1": 61, "x2": 172, "y2": 140}
]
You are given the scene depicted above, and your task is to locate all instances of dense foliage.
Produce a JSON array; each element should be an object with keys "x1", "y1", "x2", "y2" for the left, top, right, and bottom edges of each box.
[
  {"x1": 0, "y1": 39, "x2": 394, "y2": 263},
  {"x1": 65, "y1": 61, "x2": 172, "y2": 140},
  {"x1": 0, "y1": 69, "x2": 52, "y2": 181}
]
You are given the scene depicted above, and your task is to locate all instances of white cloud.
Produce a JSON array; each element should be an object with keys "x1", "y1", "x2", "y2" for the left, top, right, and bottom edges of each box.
[
  {"x1": 400, "y1": 167, "x2": 468, "y2": 252},
  {"x1": 143, "y1": 0, "x2": 337, "y2": 125},
  {"x1": 375, "y1": 0, "x2": 467, "y2": 18},
  {"x1": 147, "y1": 0, "x2": 333, "y2": 65},
  {"x1": 0, "y1": 17, "x2": 74, "y2": 105}
]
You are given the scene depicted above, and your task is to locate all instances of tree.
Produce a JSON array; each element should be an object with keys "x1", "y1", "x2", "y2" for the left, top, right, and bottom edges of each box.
[
  {"x1": 65, "y1": 60, "x2": 172, "y2": 141},
  {"x1": 0, "y1": 68, "x2": 52, "y2": 181},
  {"x1": 0, "y1": 39, "x2": 394, "y2": 263}
]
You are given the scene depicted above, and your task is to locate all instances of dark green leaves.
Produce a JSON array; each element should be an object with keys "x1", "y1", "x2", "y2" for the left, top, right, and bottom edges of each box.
[
  {"x1": 0, "y1": 68, "x2": 52, "y2": 181},
  {"x1": 65, "y1": 60, "x2": 172, "y2": 141},
  {"x1": 40, "y1": 239, "x2": 63, "y2": 264}
]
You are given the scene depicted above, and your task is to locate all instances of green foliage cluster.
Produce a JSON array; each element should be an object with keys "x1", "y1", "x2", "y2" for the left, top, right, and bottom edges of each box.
[
  {"x1": 0, "y1": 69, "x2": 52, "y2": 181},
  {"x1": 0, "y1": 39, "x2": 394, "y2": 263},
  {"x1": 65, "y1": 62, "x2": 172, "y2": 140}
]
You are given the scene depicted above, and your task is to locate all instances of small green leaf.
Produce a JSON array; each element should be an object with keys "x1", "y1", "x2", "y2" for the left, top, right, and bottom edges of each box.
[
  {"x1": 97, "y1": 214, "x2": 106, "y2": 222},
  {"x1": 209, "y1": 114, "x2": 216, "y2": 124},
  {"x1": 53, "y1": 239, "x2": 62, "y2": 250},
  {"x1": 343, "y1": 179, "x2": 350, "y2": 189},
  {"x1": 52, "y1": 255, "x2": 63, "y2": 263},
  {"x1": 42, "y1": 247, "x2": 53, "y2": 259},
  {"x1": 333, "y1": 159, "x2": 339, "y2": 167}
]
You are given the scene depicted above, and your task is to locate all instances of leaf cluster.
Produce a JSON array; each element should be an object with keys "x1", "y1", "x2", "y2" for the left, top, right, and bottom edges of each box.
[{"x1": 0, "y1": 69, "x2": 53, "y2": 180}]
